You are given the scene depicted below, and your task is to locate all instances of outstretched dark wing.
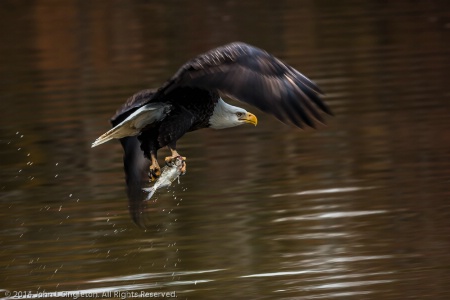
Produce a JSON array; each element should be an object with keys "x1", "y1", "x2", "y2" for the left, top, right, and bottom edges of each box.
[
  {"x1": 111, "y1": 90, "x2": 156, "y2": 228},
  {"x1": 116, "y1": 136, "x2": 150, "y2": 227},
  {"x1": 155, "y1": 42, "x2": 332, "y2": 128}
]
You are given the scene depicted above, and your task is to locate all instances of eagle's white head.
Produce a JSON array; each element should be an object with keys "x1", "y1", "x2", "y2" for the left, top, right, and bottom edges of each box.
[{"x1": 209, "y1": 98, "x2": 258, "y2": 129}]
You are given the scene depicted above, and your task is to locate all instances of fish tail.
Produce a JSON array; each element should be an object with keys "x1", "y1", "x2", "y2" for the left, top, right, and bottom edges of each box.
[{"x1": 142, "y1": 187, "x2": 157, "y2": 201}]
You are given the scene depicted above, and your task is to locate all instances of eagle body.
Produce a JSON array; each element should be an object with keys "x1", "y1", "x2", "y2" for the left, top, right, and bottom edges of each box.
[
  {"x1": 92, "y1": 42, "x2": 333, "y2": 226},
  {"x1": 104, "y1": 86, "x2": 240, "y2": 160},
  {"x1": 118, "y1": 88, "x2": 219, "y2": 155}
]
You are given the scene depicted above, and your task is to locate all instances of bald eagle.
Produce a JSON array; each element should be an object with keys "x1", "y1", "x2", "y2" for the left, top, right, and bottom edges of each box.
[{"x1": 92, "y1": 42, "x2": 332, "y2": 226}]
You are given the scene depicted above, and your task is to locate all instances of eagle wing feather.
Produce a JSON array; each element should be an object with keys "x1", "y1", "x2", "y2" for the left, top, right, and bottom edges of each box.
[{"x1": 154, "y1": 42, "x2": 332, "y2": 128}]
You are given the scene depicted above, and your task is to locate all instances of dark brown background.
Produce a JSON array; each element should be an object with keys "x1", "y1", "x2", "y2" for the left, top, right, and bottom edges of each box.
[{"x1": 1, "y1": 1, "x2": 450, "y2": 299}]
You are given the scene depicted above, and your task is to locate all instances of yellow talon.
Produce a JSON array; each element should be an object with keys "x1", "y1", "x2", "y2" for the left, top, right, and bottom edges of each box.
[
  {"x1": 149, "y1": 164, "x2": 161, "y2": 182},
  {"x1": 165, "y1": 155, "x2": 186, "y2": 165},
  {"x1": 164, "y1": 155, "x2": 187, "y2": 175}
]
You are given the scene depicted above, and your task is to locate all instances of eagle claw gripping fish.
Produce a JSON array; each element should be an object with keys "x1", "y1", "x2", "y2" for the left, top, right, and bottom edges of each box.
[{"x1": 142, "y1": 156, "x2": 184, "y2": 201}]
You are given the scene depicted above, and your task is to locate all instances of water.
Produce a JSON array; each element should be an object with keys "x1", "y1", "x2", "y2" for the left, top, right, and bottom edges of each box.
[{"x1": 1, "y1": 1, "x2": 450, "y2": 299}]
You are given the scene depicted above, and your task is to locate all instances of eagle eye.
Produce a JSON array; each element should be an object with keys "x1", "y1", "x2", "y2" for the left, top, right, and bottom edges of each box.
[{"x1": 236, "y1": 112, "x2": 244, "y2": 118}]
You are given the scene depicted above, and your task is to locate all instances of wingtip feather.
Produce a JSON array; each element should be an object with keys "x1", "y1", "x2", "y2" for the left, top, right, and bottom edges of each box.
[{"x1": 91, "y1": 136, "x2": 112, "y2": 148}]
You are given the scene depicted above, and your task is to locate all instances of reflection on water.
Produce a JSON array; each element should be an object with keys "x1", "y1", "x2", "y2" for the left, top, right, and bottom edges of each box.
[{"x1": 1, "y1": 0, "x2": 450, "y2": 299}]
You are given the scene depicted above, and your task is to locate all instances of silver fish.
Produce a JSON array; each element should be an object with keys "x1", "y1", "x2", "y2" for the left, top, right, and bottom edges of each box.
[{"x1": 143, "y1": 156, "x2": 184, "y2": 201}]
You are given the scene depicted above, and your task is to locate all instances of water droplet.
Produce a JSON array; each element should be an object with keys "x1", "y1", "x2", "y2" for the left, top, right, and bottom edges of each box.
[
  {"x1": 69, "y1": 194, "x2": 72, "y2": 197},
  {"x1": 55, "y1": 163, "x2": 59, "y2": 166},
  {"x1": 55, "y1": 174, "x2": 58, "y2": 178}
]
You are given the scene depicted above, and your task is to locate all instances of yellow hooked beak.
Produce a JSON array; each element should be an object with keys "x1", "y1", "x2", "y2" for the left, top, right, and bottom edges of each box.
[{"x1": 240, "y1": 112, "x2": 258, "y2": 126}]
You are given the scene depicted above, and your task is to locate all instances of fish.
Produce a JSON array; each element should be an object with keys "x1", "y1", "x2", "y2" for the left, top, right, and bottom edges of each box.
[{"x1": 142, "y1": 156, "x2": 184, "y2": 201}]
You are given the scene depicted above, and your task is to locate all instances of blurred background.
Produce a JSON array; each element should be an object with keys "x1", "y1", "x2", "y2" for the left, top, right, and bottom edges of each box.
[{"x1": 1, "y1": 0, "x2": 450, "y2": 299}]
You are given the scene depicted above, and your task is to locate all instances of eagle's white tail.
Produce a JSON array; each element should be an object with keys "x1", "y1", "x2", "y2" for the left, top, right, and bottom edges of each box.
[{"x1": 91, "y1": 103, "x2": 171, "y2": 148}]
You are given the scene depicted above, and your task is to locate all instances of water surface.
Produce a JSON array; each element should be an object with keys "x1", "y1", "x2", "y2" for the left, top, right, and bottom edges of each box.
[{"x1": 1, "y1": 1, "x2": 450, "y2": 299}]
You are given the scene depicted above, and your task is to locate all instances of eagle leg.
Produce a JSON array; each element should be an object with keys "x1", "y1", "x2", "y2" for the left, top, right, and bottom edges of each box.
[
  {"x1": 149, "y1": 152, "x2": 161, "y2": 182},
  {"x1": 165, "y1": 147, "x2": 187, "y2": 175}
]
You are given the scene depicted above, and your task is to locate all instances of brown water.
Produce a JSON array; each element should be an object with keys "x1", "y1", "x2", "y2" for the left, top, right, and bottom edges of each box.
[{"x1": 1, "y1": 1, "x2": 450, "y2": 299}]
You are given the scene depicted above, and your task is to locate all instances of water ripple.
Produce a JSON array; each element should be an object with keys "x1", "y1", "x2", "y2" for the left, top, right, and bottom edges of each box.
[
  {"x1": 271, "y1": 186, "x2": 378, "y2": 198},
  {"x1": 273, "y1": 210, "x2": 387, "y2": 222}
]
